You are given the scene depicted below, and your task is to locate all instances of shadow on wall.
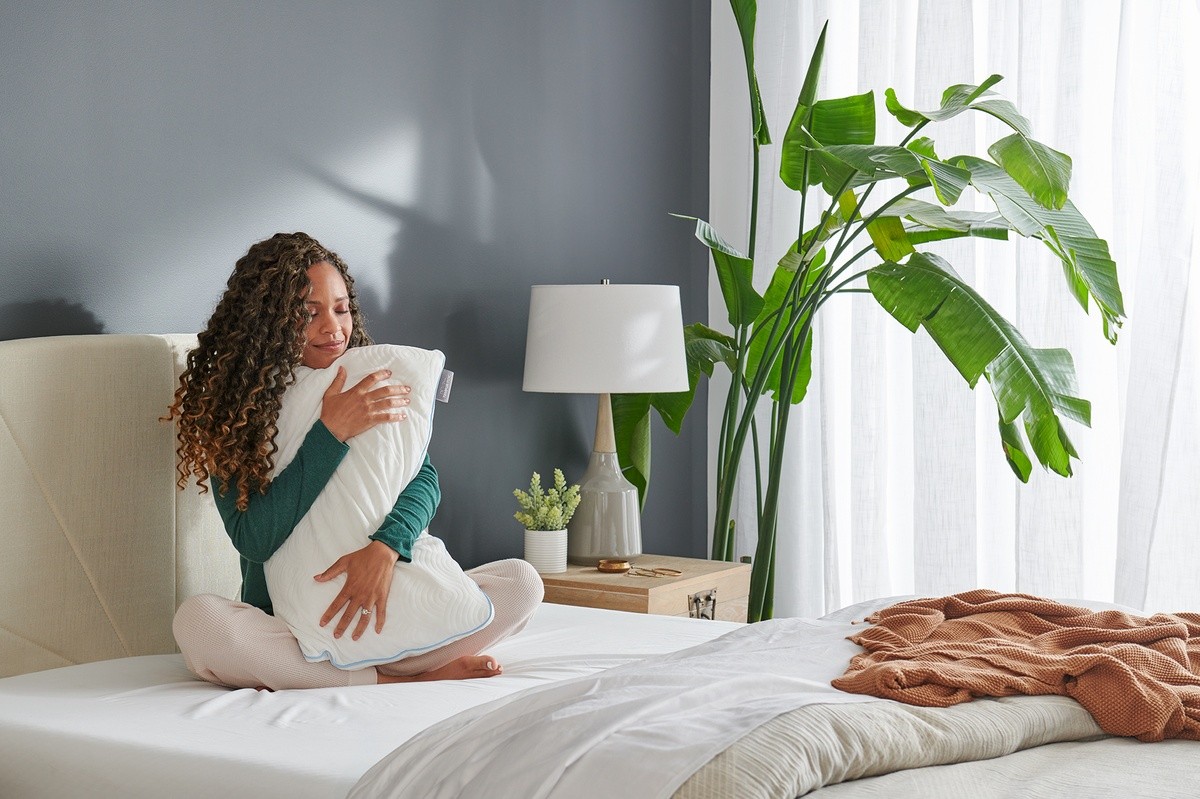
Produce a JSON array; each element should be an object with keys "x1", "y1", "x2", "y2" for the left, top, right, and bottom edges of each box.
[
  {"x1": 0, "y1": 299, "x2": 105, "y2": 341},
  {"x1": 282, "y1": 1, "x2": 707, "y2": 566},
  {"x1": 289, "y1": 158, "x2": 526, "y2": 379},
  {"x1": 291, "y1": 157, "x2": 582, "y2": 568}
]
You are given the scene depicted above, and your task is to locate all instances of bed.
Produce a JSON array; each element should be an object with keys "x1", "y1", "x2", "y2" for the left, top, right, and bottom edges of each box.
[{"x1": 2, "y1": 334, "x2": 1198, "y2": 799}]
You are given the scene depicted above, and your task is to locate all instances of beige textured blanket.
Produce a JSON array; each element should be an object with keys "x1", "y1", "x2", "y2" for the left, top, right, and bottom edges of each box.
[{"x1": 831, "y1": 589, "x2": 1200, "y2": 742}]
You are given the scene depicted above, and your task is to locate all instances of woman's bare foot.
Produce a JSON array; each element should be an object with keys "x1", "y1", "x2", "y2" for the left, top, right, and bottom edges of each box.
[{"x1": 377, "y1": 655, "x2": 502, "y2": 684}]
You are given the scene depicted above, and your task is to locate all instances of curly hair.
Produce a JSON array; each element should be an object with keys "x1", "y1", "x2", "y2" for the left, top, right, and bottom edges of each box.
[{"x1": 165, "y1": 232, "x2": 372, "y2": 510}]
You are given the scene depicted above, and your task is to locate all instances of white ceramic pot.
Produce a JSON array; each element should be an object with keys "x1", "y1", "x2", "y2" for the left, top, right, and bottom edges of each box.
[{"x1": 524, "y1": 529, "x2": 568, "y2": 574}]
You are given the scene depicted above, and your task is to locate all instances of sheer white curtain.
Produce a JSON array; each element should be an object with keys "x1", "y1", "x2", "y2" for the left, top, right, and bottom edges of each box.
[{"x1": 708, "y1": 0, "x2": 1200, "y2": 616}]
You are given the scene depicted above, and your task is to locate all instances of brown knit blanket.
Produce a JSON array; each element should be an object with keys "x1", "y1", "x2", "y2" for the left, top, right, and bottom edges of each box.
[{"x1": 831, "y1": 589, "x2": 1200, "y2": 742}]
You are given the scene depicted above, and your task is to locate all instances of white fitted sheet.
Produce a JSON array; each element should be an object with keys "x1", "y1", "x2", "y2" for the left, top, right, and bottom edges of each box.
[{"x1": 0, "y1": 604, "x2": 740, "y2": 799}]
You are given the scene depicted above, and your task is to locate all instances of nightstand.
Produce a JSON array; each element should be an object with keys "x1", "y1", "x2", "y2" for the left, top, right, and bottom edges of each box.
[{"x1": 540, "y1": 554, "x2": 751, "y2": 622}]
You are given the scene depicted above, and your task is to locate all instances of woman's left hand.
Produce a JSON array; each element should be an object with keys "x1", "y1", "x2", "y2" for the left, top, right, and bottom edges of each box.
[{"x1": 315, "y1": 540, "x2": 400, "y2": 640}]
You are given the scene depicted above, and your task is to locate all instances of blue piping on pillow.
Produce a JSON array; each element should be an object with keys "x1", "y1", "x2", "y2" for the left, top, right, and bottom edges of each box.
[{"x1": 302, "y1": 591, "x2": 496, "y2": 671}]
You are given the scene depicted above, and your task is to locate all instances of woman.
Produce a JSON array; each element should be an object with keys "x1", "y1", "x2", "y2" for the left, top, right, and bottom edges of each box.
[{"x1": 167, "y1": 232, "x2": 542, "y2": 690}]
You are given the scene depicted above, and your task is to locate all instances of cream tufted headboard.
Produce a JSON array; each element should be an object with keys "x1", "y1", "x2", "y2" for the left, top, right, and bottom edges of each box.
[{"x1": 0, "y1": 334, "x2": 240, "y2": 677}]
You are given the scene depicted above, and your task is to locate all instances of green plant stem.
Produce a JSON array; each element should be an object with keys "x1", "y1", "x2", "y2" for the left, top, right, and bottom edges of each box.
[
  {"x1": 750, "y1": 301, "x2": 817, "y2": 621},
  {"x1": 826, "y1": 191, "x2": 873, "y2": 267},
  {"x1": 745, "y1": 177, "x2": 882, "y2": 619},
  {"x1": 713, "y1": 137, "x2": 763, "y2": 561},
  {"x1": 798, "y1": 148, "x2": 811, "y2": 256},
  {"x1": 746, "y1": 181, "x2": 914, "y2": 612},
  {"x1": 898, "y1": 119, "x2": 930, "y2": 148},
  {"x1": 711, "y1": 267, "x2": 826, "y2": 591},
  {"x1": 764, "y1": 550, "x2": 775, "y2": 619},
  {"x1": 817, "y1": 186, "x2": 923, "y2": 303},
  {"x1": 713, "y1": 341, "x2": 743, "y2": 559},
  {"x1": 745, "y1": 380, "x2": 765, "y2": 534},
  {"x1": 826, "y1": 242, "x2": 876, "y2": 280},
  {"x1": 750, "y1": 389, "x2": 793, "y2": 623},
  {"x1": 749, "y1": 143, "x2": 761, "y2": 259},
  {"x1": 742, "y1": 190, "x2": 842, "y2": 372},
  {"x1": 710, "y1": 246, "x2": 823, "y2": 559},
  {"x1": 747, "y1": 181, "x2": 902, "y2": 617},
  {"x1": 822, "y1": 268, "x2": 875, "y2": 300}
]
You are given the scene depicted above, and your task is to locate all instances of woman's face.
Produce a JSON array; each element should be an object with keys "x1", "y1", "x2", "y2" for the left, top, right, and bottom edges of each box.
[{"x1": 300, "y1": 261, "x2": 352, "y2": 369}]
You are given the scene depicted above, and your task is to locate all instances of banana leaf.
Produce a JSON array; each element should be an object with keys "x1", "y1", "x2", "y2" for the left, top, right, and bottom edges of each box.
[
  {"x1": 957, "y1": 156, "x2": 1124, "y2": 342},
  {"x1": 988, "y1": 134, "x2": 1072, "y2": 211},
  {"x1": 676, "y1": 216, "x2": 764, "y2": 327},
  {"x1": 745, "y1": 259, "x2": 820, "y2": 404},
  {"x1": 780, "y1": 93, "x2": 877, "y2": 190},
  {"x1": 879, "y1": 197, "x2": 1010, "y2": 244},
  {"x1": 614, "y1": 324, "x2": 736, "y2": 508},
  {"x1": 868, "y1": 251, "x2": 1089, "y2": 478},
  {"x1": 729, "y1": 0, "x2": 770, "y2": 145},
  {"x1": 884, "y1": 75, "x2": 1004, "y2": 126}
]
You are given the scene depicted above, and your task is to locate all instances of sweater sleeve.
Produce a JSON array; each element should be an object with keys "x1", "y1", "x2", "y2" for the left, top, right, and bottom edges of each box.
[
  {"x1": 369, "y1": 453, "x2": 441, "y2": 562},
  {"x1": 212, "y1": 420, "x2": 349, "y2": 563}
]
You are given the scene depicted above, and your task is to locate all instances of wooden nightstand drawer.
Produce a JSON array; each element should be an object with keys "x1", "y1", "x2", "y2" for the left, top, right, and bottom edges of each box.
[{"x1": 540, "y1": 554, "x2": 751, "y2": 622}]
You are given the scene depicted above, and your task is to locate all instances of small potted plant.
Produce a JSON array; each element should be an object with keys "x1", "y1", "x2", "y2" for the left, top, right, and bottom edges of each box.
[{"x1": 514, "y1": 469, "x2": 580, "y2": 574}]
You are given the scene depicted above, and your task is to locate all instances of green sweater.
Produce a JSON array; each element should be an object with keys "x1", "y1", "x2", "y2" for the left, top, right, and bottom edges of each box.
[{"x1": 213, "y1": 420, "x2": 441, "y2": 615}]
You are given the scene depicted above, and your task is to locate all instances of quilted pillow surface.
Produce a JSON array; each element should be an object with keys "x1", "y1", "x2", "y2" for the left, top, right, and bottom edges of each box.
[{"x1": 264, "y1": 344, "x2": 493, "y2": 670}]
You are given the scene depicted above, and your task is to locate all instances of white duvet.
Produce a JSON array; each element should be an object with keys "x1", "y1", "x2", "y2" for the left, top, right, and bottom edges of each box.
[
  {"x1": 350, "y1": 596, "x2": 1200, "y2": 799},
  {"x1": 264, "y1": 345, "x2": 493, "y2": 670},
  {"x1": 349, "y1": 617, "x2": 881, "y2": 798}
]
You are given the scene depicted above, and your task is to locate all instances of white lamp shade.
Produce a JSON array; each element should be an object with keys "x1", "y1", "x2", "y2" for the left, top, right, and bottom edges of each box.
[{"x1": 522, "y1": 284, "x2": 689, "y2": 394}]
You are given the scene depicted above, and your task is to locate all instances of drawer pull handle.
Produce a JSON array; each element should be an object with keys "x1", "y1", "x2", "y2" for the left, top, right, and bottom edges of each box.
[{"x1": 688, "y1": 589, "x2": 717, "y2": 620}]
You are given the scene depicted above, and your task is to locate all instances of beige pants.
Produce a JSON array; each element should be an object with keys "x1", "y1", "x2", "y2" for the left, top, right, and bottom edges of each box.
[{"x1": 173, "y1": 559, "x2": 544, "y2": 690}]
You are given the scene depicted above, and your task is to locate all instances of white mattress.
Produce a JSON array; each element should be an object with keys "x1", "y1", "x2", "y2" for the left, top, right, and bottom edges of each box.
[{"x1": 0, "y1": 603, "x2": 740, "y2": 799}]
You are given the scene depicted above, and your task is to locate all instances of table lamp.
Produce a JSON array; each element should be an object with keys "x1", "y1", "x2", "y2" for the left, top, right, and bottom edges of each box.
[{"x1": 522, "y1": 282, "x2": 689, "y2": 565}]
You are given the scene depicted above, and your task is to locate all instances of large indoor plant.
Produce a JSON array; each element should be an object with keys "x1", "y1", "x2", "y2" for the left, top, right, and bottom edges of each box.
[{"x1": 615, "y1": 3, "x2": 1124, "y2": 622}]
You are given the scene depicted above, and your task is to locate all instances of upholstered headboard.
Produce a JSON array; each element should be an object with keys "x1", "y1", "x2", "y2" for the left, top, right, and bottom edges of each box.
[{"x1": 0, "y1": 334, "x2": 239, "y2": 678}]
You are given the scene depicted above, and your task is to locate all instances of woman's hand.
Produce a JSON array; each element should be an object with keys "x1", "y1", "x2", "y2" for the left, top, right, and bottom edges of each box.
[
  {"x1": 320, "y1": 367, "x2": 411, "y2": 442},
  {"x1": 315, "y1": 539, "x2": 401, "y2": 640}
]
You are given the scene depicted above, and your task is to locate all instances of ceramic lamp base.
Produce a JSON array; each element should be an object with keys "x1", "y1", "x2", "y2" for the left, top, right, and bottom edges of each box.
[{"x1": 566, "y1": 450, "x2": 641, "y2": 566}]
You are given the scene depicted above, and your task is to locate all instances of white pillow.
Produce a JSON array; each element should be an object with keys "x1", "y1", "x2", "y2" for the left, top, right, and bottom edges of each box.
[
  {"x1": 819, "y1": 595, "x2": 922, "y2": 623},
  {"x1": 264, "y1": 344, "x2": 493, "y2": 670}
]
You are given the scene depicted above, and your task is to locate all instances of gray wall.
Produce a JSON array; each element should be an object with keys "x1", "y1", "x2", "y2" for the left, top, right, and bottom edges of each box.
[{"x1": 0, "y1": 1, "x2": 710, "y2": 566}]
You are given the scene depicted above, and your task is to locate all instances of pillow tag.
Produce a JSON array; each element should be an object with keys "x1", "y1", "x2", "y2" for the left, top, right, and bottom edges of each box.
[{"x1": 436, "y1": 369, "x2": 454, "y2": 403}]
